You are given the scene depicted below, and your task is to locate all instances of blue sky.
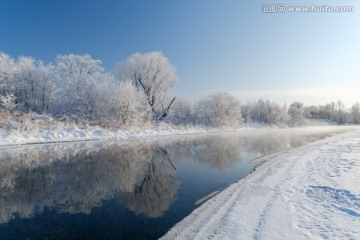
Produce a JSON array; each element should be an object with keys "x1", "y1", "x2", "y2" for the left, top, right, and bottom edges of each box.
[{"x1": 1, "y1": 0, "x2": 359, "y2": 106}]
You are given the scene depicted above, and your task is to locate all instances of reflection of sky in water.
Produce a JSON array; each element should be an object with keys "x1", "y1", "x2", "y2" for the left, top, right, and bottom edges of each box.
[{"x1": 0, "y1": 127, "x2": 353, "y2": 240}]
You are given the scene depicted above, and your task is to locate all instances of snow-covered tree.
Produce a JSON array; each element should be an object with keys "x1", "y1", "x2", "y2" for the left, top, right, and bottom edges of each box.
[
  {"x1": 166, "y1": 98, "x2": 193, "y2": 125},
  {"x1": 111, "y1": 81, "x2": 151, "y2": 125},
  {"x1": 288, "y1": 101, "x2": 306, "y2": 125},
  {"x1": 35, "y1": 61, "x2": 57, "y2": 113},
  {"x1": 304, "y1": 105, "x2": 320, "y2": 119},
  {"x1": 0, "y1": 52, "x2": 16, "y2": 94},
  {"x1": 12, "y1": 56, "x2": 38, "y2": 111},
  {"x1": 351, "y1": 102, "x2": 360, "y2": 124},
  {"x1": 324, "y1": 102, "x2": 336, "y2": 120},
  {"x1": 243, "y1": 99, "x2": 287, "y2": 125},
  {"x1": 0, "y1": 93, "x2": 16, "y2": 112},
  {"x1": 55, "y1": 54, "x2": 105, "y2": 119},
  {"x1": 335, "y1": 100, "x2": 345, "y2": 124},
  {"x1": 116, "y1": 51, "x2": 178, "y2": 121},
  {"x1": 195, "y1": 92, "x2": 242, "y2": 127}
]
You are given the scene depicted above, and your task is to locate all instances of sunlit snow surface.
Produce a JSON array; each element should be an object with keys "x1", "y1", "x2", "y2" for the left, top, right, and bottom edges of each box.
[{"x1": 162, "y1": 129, "x2": 360, "y2": 240}]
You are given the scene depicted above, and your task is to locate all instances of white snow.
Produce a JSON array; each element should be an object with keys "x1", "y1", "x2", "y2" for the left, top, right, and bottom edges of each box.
[
  {"x1": 161, "y1": 130, "x2": 360, "y2": 239},
  {"x1": 0, "y1": 121, "x2": 219, "y2": 147},
  {"x1": 1, "y1": 117, "x2": 355, "y2": 148}
]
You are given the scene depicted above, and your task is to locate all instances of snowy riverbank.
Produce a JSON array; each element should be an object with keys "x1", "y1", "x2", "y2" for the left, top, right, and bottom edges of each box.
[
  {"x1": 0, "y1": 120, "x2": 357, "y2": 148},
  {"x1": 161, "y1": 129, "x2": 360, "y2": 239},
  {"x1": 0, "y1": 121, "x2": 220, "y2": 147}
]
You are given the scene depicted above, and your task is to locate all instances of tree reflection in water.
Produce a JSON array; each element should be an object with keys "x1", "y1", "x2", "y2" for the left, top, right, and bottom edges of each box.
[
  {"x1": 0, "y1": 128, "x2": 342, "y2": 224},
  {"x1": 117, "y1": 147, "x2": 178, "y2": 218},
  {"x1": 0, "y1": 142, "x2": 181, "y2": 223}
]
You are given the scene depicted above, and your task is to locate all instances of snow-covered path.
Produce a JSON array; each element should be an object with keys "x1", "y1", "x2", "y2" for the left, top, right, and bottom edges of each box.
[{"x1": 161, "y1": 130, "x2": 360, "y2": 240}]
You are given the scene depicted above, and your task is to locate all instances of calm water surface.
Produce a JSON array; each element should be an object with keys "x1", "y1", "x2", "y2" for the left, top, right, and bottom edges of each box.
[{"x1": 0, "y1": 127, "x2": 352, "y2": 239}]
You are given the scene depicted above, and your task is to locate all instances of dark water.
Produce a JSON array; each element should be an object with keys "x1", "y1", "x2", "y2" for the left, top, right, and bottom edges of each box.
[{"x1": 0, "y1": 127, "x2": 352, "y2": 239}]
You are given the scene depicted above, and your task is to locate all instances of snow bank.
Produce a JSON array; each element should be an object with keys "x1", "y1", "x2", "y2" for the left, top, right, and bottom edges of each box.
[
  {"x1": 161, "y1": 130, "x2": 360, "y2": 239},
  {"x1": 0, "y1": 121, "x2": 219, "y2": 147}
]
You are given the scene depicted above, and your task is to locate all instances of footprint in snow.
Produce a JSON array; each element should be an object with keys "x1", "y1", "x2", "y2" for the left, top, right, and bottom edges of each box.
[{"x1": 306, "y1": 186, "x2": 360, "y2": 217}]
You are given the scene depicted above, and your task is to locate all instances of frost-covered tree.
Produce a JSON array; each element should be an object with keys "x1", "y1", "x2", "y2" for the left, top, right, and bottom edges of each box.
[
  {"x1": 0, "y1": 52, "x2": 16, "y2": 94},
  {"x1": 12, "y1": 56, "x2": 38, "y2": 111},
  {"x1": 5, "y1": 57, "x2": 57, "y2": 113},
  {"x1": 93, "y1": 79, "x2": 152, "y2": 126},
  {"x1": 195, "y1": 92, "x2": 242, "y2": 127},
  {"x1": 116, "y1": 52, "x2": 178, "y2": 121},
  {"x1": 351, "y1": 102, "x2": 360, "y2": 124},
  {"x1": 243, "y1": 99, "x2": 287, "y2": 125},
  {"x1": 288, "y1": 101, "x2": 306, "y2": 125},
  {"x1": 35, "y1": 61, "x2": 57, "y2": 113},
  {"x1": 0, "y1": 93, "x2": 16, "y2": 112},
  {"x1": 304, "y1": 106, "x2": 320, "y2": 119},
  {"x1": 335, "y1": 100, "x2": 345, "y2": 124},
  {"x1": 111, "y1": 81, "x2": 151, "y2": 125},
  {"x1": 0, "y1": 93, "x2": 16, "y2": 124},
  {"x1": 0, "y1": 54, "x2": 57, "y2": 114},
  {"x1": 166, "y1": 98, "x2": 193, "y2": 125},
  {"x1": 324, "y1": 102, "x2": 336, "y2": 121},
  {"x1": 55, "y1": 54, "x2": 105, "y2": 119}
]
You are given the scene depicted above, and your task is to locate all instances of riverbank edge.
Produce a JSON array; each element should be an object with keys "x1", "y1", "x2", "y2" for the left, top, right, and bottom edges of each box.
[
  {"x1": 1, "y1": 122, "x2": 357, "y2": 148},
  {"x1": 160, "y1": 129, "x2": 360, "y2": 239}
]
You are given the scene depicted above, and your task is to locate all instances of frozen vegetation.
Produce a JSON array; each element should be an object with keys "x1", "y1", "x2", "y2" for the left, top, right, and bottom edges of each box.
[
  {"x1": 1, "y1": 51, "x2": 360, "y2": 145},
  {"x1": 161, "y1": 129, "x2": 360, "y2": 239}
]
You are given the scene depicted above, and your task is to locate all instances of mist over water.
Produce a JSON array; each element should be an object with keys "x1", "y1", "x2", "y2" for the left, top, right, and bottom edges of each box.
[{"x1": 0, "y1": 126, "x2": 356, "y2": 239}]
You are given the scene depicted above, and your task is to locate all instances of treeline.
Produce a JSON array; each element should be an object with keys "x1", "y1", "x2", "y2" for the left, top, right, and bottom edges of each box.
[
  {"x1": 167, "y1": 97, "x2": 360, "y2": 127},
  {"x1": 0, "y1": 51, "x2": 359, "y2": 128},
  {"x1": 0, "y1": 51, "x2": 177, "y2": 126}
]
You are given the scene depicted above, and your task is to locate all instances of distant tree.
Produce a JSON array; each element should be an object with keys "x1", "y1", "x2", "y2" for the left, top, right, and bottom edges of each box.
[
  {"x1": 288, "y1": 101, "x2": 306, "y2": 125},
  {"x1": 335, "y1": 100, "x2": 345, "y2": 124},
  {"x1": 195, "y1": 92, "x2": 242, "y2": 127},
  {"x1": 243, "y1": 99, "x2": 287, "y2": 125},
  {"x1": 240, "y1": 103, "x2": 253, "y2": 124},
  {"x1": 116, "y1": 52, "x2": 178, "y2": 121},
  {"x1": 304, "y1": 106, "x2": 320, "y2": 119},
  {"x1": 166, "y1": 98, "x2": 193, "y2": 125},
  {"x1": 265, "y1": 101, "x2": 287, "y2": 124},
  {"x1": 324, "y1": 102, "x2": 336, "y2": 121},
  {"x1": 351, "y1": 102, "x2": 360, "y2": 124}
]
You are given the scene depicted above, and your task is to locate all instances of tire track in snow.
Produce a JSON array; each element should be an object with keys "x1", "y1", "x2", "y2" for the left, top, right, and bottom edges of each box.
[
  {"x1": 251, "y1": 145, "x2": 317, "y2": 239},
  {"x1": 252, "y1": 186, "x2": 279, "y2": 240}
]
